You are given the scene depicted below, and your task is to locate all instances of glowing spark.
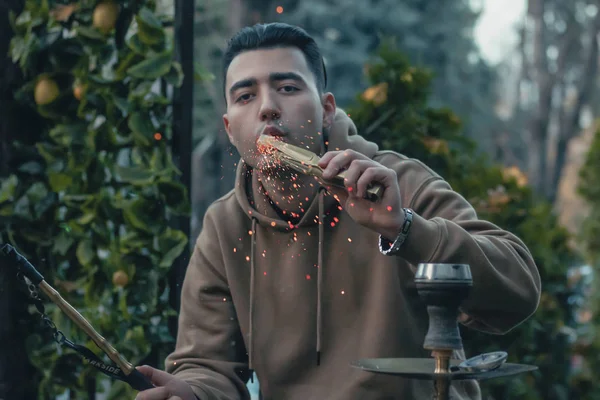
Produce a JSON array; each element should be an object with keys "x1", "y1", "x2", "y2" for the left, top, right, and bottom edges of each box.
[
  {"x1": 306, "y1": 274, "x2": 311, "y2": 280},
  {"x1": 245, "y1": 256, "x2": 250, "y2": 261},
  {"x1": 330, "y1": 222, "x2": 336, "y2": 227},
  {"x1": 341, "y1": 290, "x2": 345, "y2": 295},
  {"x1": 307, "y1": 232, "x2": 312, "y2": 236},
  {"x1": 271, "y1": 221, "x2": 276, "y2": 227},
  {"x1": 248, "y1": 230, "x2": 253, "y2": 235},
  {"x1": 154, "y1": 132, "x2": 162, "y2": 140},
  {"x1": 223, "y1": 298, "x2": 227, "y2": 302},
  {"x1": 387, "y1": 206, "x2": 393, "y2": 211},
  {"x1": 334, "y1": 217, "x2": 339, "y2": 223},
  {"x1": 233, "y1": 248, "x2": 237, "y2": 253},
  {"x1": 348, "y1": 187, "x2": 353, "y2": 192},
  {"x1": 263, "y1": 272, "x2": 267, "y2": 276},
  {"x1": 369, "y1": 207, "x2": 374, "y2": 212},
  {"x1": 348, "y1": 238, "x2": 352, "y2": 242},
  {"x1": 276, "y1": 5, "x2": 283, "y2": 13}
]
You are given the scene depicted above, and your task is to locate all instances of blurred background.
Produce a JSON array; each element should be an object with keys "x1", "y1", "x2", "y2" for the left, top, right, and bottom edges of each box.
[{"x1": 1, "y1": 0, "x2": 600, "y2": 399}]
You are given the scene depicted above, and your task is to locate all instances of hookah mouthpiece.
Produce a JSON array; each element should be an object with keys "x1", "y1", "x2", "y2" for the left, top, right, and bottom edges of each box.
[{"x1": 1, "y1": 244, "x2": 45, "y2": 285}]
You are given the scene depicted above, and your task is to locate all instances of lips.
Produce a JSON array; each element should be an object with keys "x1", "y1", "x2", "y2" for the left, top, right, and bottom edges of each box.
[{"x1": 262, "y1": 125, "x2": 286, "y2": 137}]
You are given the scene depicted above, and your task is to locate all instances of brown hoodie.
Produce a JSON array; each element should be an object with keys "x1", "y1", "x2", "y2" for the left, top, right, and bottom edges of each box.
[{"x1": 165, "y1": 110, "x2": 541, "y2": 400}]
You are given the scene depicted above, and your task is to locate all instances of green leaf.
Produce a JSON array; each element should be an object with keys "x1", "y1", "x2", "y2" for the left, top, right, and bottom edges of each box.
[
  {"x1": 135, "y1": 7, "x2": 165, "y2": 46},
  {"x1": 194, "y1": 62, "x2": 215, "y2": 82},
  {"x1": 53, "y1": 231, "x2": 75, "y2": 256},
  {"x1": 157, "y1": 228, "x2": 188, "y2": 268},
  {"x1": 48, "y1": 124, "x2": 89, "y2": 147},
  {"x1": 75, "y1": 26, "x2": 106, "y2": 41},
  {"x1": 114, "y1": 165, "x2": 156, "y2": 185},
  {"x1": 76, "y1": 239, "x2": 95, "y2": 266},
  {"x1": 0, "y1": 175, "x2": 18, "y2": 203},
  {"x1": 113, "y1": 96, "x2": 131, "y2": 114},
  {"x1": 128, "y1": 112, "x2": 155, "y2": 146},
  {"x1": 164, "y1": 62, "x2": 184, "y2": 87},
  {"x1": 122, "y1": 198, "x2": 165, "y2": 234},
  {"x1": 127, "y1": 52, "x2": 173, "y2": 80},
  {"x1": 18, "y1": 161, "x2": 44, "y2": 175},
  {"x1": 114, "y1": 52, "x2": 140, "y2": 81},
  {"x1": 48, "y1": 172, "x2": 73, "y2": 192},
  {"x1": 157, "y1": 181, "x2": 190, "y2": 215},
  {"x1": 126, "y1": 34, "x2": 148, "y2": 54},
  {"x1": 36, "y1": 142, "x2": 62, "y2": 163}
]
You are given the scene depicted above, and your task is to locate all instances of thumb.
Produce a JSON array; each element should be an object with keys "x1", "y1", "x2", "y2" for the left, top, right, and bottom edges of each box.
[{"x1": 136, "y1": 365, "x2": 174, "y2": 387}]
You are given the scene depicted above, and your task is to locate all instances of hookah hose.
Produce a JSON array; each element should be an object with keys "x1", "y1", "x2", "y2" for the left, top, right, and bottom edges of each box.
[{"x1": 0, "y1": 243, "x2": 154, "y2": 391}]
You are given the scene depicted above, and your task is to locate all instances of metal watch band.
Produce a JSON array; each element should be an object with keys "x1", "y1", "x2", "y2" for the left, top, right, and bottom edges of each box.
[{"x1": 378, "y1": 208, "x2": 414, "y2": 256}]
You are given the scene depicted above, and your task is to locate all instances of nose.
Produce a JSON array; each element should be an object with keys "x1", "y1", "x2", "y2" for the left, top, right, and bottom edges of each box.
[{"x1": 259, "y1": 95, "x2": 281, "y2": 122}]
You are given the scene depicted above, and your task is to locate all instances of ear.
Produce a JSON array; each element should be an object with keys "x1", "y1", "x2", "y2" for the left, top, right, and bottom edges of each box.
[
  {"x1": 321, "y1": 92, "x2": 336, "y2": 129},
  {"x1": 222, "y1": 113, "x2": 234, "y2": 143}
]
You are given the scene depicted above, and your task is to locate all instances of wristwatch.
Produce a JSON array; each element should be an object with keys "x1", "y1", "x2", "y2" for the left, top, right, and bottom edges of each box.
[{"x1": 378, "y1": 208, "x2": 414, "y2": 256}]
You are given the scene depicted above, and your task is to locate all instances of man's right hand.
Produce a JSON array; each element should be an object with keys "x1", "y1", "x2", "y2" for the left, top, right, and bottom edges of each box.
[{"x1": 134, "y1": 365, "x2": 198, "y2": 400}]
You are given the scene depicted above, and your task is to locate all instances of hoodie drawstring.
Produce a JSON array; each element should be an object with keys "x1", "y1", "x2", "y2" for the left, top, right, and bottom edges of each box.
[
  {"x1": 317, "y1": 188, "x2": 325, "y2": 366},
  {"x1": 249, "y1": 217, "x2": 258, "y2": 372},
  {"x1": 247, "y1": 191, "x2": 326, "y2": 372}
]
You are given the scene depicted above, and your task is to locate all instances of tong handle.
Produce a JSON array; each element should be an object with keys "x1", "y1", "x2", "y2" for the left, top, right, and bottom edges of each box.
[{"x1": 312, "y1": 167, "x2": 385, "y2": 202}]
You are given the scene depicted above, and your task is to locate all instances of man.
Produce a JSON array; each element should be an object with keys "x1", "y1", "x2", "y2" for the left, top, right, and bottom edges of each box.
[{"x1": 135, "y1": 23, "x2": 541, "y2": 400}]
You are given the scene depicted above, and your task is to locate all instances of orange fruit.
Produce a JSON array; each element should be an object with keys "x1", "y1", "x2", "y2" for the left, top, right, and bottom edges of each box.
[
  {"x1": 34, "y1": 77, "x2": 60, "y2": 105},
  {"x1": 112, "y1": 270, "x2": 129, "y2": 287},
  {"x1": 93, "y1": 1, "x2": 120, "y2": 35}
]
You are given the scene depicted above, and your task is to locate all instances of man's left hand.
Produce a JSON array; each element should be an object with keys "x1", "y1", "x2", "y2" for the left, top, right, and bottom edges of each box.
[{"x1": 318, "y1": 150, "x2": 404, "y2": 240}]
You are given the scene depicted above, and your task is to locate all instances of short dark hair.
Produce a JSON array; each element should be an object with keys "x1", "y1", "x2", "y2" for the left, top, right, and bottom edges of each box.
[{"x1": 222, "y1": 22, "x2": 328, "y2": 101}]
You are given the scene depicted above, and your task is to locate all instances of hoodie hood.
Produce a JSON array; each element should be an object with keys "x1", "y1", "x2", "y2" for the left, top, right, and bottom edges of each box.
[{"x1": 232, "y1": 109, "x2": 379, "y2": 370}]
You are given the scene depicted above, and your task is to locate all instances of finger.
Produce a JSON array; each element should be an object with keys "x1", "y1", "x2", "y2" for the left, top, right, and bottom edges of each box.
[
  {"x1": 321, "y1": 151, "x2": 357, "y2": 179},
  {"x1": 342, "y1": 160, "x2": 375, "y2": 194},
  {"x1": 135, "y1": 386, "x2": 170, "y2": 400},
  {"x1": 317, "y1": 150, "x2": 341, "y2": 168},
  {"x1": 136, "y1": 366, "x2": 175, "y2": 387},
  {"x1": 356, "y1": 167, "x2": 396, "y2": 198}
]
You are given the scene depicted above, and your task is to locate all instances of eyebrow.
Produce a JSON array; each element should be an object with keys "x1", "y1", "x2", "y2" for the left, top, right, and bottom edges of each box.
[{"x1": 228, "y1": 72, "x2": 307, "y2": 98}]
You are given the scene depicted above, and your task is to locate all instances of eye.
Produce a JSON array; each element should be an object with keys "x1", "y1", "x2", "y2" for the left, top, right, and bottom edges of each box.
[
  {"x1": 279, "y1": 85, "x2": 299, "y2": 93},
  {"x1": 235, "y1": 93, "x2": 254, "y2": 103}
]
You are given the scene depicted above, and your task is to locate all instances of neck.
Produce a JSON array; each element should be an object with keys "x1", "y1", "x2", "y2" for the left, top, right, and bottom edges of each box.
[{"x1": 256, "y1": 167, "x2": 320, "y2": 223}]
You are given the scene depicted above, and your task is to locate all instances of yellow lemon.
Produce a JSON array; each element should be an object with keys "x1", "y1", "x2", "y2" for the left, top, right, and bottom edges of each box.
[
  {"x1": 93, "y1": 1, "x2": 120, "y2": 35},
  {"x1": 34, "y1": 77, "x2": 60, "y2": 105}
]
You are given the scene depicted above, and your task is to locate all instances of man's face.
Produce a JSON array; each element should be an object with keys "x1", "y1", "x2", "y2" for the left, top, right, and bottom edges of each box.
[{"x1": 223, "y1": 47, "x2": 335, "y2": 170}]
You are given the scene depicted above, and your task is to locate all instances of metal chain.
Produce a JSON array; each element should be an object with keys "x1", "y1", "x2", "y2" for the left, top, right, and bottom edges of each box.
[{"x1": 17, "y1": 272, "x2": 66, "y2": 345}]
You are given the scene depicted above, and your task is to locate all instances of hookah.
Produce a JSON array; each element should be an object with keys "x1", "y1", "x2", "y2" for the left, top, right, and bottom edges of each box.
[
  {"x1": 352, "y1": 263, "x2": 537, "y2": 400},
  {"x1": 1, "y1": 244, "x2": 154, "y2": 392}
]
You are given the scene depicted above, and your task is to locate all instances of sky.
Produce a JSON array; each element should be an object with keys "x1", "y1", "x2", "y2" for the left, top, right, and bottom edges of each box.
[{"x1": 474, "y1": 0, "x2": 527, "y2": 64}]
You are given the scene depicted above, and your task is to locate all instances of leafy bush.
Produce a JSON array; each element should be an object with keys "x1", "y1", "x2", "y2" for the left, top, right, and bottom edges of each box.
[
  {"x1": 347, "y1": 39, "x2": 585, "y2": 400},
  {"x1": 0, "y1": 1, "x2": 189, "y2": 398}
]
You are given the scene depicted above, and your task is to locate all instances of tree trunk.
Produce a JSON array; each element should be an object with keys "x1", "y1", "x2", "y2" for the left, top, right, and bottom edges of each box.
[
  {"x1": 549, "y1": 11, "x2": 600, "y2": 203},
  {"x1": 527, "y1": 0, "x2": 554, "y2": 195}
]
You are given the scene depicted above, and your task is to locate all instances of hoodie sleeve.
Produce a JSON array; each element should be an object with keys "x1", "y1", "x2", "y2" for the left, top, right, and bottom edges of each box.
[
  {"x1": 394, "y1": 166, "x2": 542, "y2": 335},
  {"x1": 164, "y1": 210, "x2": 251, "y2": 400}
]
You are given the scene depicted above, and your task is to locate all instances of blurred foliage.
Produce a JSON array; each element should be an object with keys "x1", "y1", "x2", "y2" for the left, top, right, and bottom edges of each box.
[
  {"x1": 578, "y1": 127, "x2": 600, "y2": 267},
  {"x1": 347, "y1": 39, "x2": 589, "y2": 400},
  {"x1": 277, "y1": 0, "x2": 500, "y2": 154},
  {"x1": 573, "y1": 126, "x2": 600, "y2": 399},
  {"x1": 0, "y1": 0, "x2": 190, "y2": 399}
]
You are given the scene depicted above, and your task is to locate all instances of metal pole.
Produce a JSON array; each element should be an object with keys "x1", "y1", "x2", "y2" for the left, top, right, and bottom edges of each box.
[{"x1": 170, "y1": 0, "x2": 194, "y2": 315}]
